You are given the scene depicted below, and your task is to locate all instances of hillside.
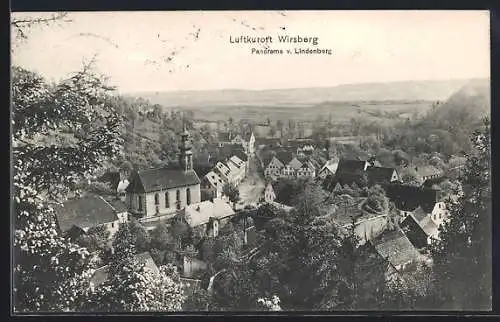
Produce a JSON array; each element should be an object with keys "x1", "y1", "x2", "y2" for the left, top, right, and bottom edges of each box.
[
  {"x1": 427, "y1": 79, "x2": 490, "y2": 121},
  {"x1": 126, "y1": 79, "x2": 481, "y2": 108}
]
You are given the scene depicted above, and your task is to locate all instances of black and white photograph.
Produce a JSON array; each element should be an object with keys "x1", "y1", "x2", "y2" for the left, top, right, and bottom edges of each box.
[{"x1": 11, "y1": 10, "x2": 492, "y2": 313}]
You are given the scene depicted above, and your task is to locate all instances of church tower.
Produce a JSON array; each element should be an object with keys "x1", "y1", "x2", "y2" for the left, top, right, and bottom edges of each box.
[{"x1": 179, "y1": 124, "x2": 193, "y2": 172}]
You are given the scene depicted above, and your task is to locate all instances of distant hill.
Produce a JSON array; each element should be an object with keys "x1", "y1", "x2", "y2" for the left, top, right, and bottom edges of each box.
[
  {"x1": 428, "y1": 79, "x2": 490, "y2": 121},
  {"x1": 126, "y1": 79, "x2": 484, "y2": 108}
]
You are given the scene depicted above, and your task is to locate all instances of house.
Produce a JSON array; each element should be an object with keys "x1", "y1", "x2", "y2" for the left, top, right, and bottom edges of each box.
[
  {"x1": 53, "y1": 194, "x2": 128, "y2": 239},
  {"x1": 264, "y1": 156, "x2": 285, "y2": 178},
  {"x1": 369, "y1": 229, "x2": 427, "y2": 280},
  {"x1": 182, "y1": 199, "x2": 236, "y2": 238},
  {"x1": 296, "y1": 161, "x2": 316, "y2": 178},
  {"x1": 126, "y1": 128, "x2": 201, "y2": 219},
  {"x1": 400, "y1": 214, "x2": 429, "y2": 249},
  {"x1": 214, "y1": 161, "x2": 232, "y2": 185},
  {"x1": 90, "y1": 252, "x2": 159, "y2": 289},
  {"x1": 200, "y1": 171, "x2": 226, "y2": 201},
  {"x1": 226, "y1": 159, "x2": 243, "y2": 185},
  {"x1": 318, "y1": 160, "x2": 339, "y2": 179},
  {"x1": 385, "y1": 184, "x2": 438, "y2": 214},
  {"x1": 400, "y1": 203, "x2": 446, "y2": 248},
  {"x1": 228, "y1": 155, "x2": 246, "y2": 183},
  {"x1": 430, "y1": 201, "x2": 450, "y2": 226},
  {"x1": 366, "y1": 166, "x2": 400, "y2": 186},
  {"x1": 335, "y1": 158, "x2": 370, "y2": 185},
  {"x1": 413, "y1": 165, "x2": 444, "y2": 183},
  {"x1": 264, "y1": 182, "x2": 277, "y2": 203}
]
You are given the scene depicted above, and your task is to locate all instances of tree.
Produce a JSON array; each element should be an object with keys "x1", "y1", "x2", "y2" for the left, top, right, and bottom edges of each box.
[
  {"x1": 75, "y1": 225, "x2": 110, "y2": 255},
  {"x1": 11, "y1": 12, "x2": 72, "y2": 47},
  {"x1": 12, "y1": 65, "x2": 122, "y2": 312},
  {"x1": 223, "y1": 183, "x2": 240, "y2": 210},
  {"x1": 183, "y1": 287, "x2": 211, "y2": 311},
  {"x1": 430, "y1": 119, "x2": 492, "y2": 310}
]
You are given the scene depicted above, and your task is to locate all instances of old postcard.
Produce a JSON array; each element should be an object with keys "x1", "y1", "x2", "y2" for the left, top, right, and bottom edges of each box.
[{"x1": 11, "y1": 10, "x2": 491, "y2": 313}]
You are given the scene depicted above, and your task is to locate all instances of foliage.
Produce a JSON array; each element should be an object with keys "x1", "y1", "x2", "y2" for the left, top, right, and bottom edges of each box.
[
  {"x1": 75, "y1": 225, "x2": 110, "y2": 255},
  {"x1": 222, "y1": 183, "x2": 240, "y2": 209},
  {"x1": 429, "y1": 119, "x2": 492, "y2": 310},
  {"x1": 12, "y1": 65, "x2": 122, "y2": 312}
]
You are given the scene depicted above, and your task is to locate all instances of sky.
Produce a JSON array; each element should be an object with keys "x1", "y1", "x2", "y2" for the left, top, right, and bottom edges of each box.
[{"x1": 11, "y1": 10, "x2": 490, "y2": 93}]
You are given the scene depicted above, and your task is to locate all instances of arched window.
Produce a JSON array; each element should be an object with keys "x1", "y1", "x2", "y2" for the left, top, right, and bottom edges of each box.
[
  {"x1": 165, "y1": 192, "x2": 169, "y2": 208},
  {"x1": 154, "y1": 193, "x2": 159, "y2": 205},
  {"x1": 186, "y1": 188, "x2": 191, "y2": 205},
  {"x1": 176, "y1": 190, "x2": 181, "y2": 209}
]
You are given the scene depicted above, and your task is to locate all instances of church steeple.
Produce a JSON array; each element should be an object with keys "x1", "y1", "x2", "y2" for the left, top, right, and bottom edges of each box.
[{"x1": 179, "y1": 122, "x2": 193, "y2": 172}]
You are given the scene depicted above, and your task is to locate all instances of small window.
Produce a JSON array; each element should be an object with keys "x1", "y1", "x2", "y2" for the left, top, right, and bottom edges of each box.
[
  {"x1": 154, "y1": 193, "x2": 159, "y2": 205},
  {"x1": 138, "y1": 195, "x2": 143, "y2": 211},
  {"x1": 165, "y1": 192, "x2": 169, "y2": 208},
  {"x1": 176, "y1": 190, "x2": 181, "y2": 209},
  {"x1": 111, "y1": 222, "x2": 115, "y2": 228},
  {"x1": 187, "y1": 188, "x2": 191, "y2": 205}
]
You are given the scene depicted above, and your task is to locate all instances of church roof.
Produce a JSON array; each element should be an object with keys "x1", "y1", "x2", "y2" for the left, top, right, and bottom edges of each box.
[{"x1": 126, "y1": 167, "x2": 200, "y2": 193}]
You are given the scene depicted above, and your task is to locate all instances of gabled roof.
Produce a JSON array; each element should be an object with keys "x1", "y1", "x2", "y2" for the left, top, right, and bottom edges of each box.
[
  {"x1": 411, "y1": 206, "x2": 429, "y2": 223},
  {"x1": 126, "y1": 167, "x2": 200, "y2": 193},
  {"x1": 320, "y1": 160, "x2": 339, "y2": 174},
  {"x1": 53, "y1": 195, "x2": 118, "y2": 233},
  {"x1": 288, "y1": 157, "x2": 303, "y2": 170},
  {"x1": 371, "y1": 229, "x2": 424, "y2": 268},
  {"x1": 336, "y1": 158, "x2": 368, "y2": 176},
  {"x1": 299, "y1": 161, "x2": 315, "y2": 171},
  {"x1": 225, "y1": 160, "x2": 239, "y2": 175},
  {"x1": 419, "y1": 216, "x2": 439, "y2": 237},
  {"x1": 203, "y1": 171, "x2": 225, "y2": 191},
  {"x1": 275, "y1": 151, "x2": 294, "y2": 165},
  {"x1": 218, "y1": 144, "x2": 248, "y2": 162},
  {"x1": 385, "y1": 184, "x2": 438, "y2": 213},
  {"x1": 229, "y1": 155, "x2": 245, "y2": 168},
  {"x1": 265, "y1": 156, "x2": 285, "y2": 169},
  {"x1": 184, "y1": 200, "x2": 235, "y2": 227},
  {"x1": 214, "y1": 162, "x2": 231, "y2": 178},
  {"x1": 366, "y1": 166, "x2": 396, "y2": 184},
  {"x1": 90, "y1": 252, "x2": 159, "y2": 287},
  {"x1": 104, "y1": 197, "x2": 129, "y2": 213}
]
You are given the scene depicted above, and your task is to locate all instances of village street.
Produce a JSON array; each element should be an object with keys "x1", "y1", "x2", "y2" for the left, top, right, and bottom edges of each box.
[{"x1": 237, "y1": 154, "x2": 265, "y2": 207}]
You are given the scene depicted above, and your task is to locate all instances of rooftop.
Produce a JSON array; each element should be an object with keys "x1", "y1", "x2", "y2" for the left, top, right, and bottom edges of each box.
[
  {"x1": 90, "y1": 252, "x2": 159, "y2": 287},
  {"x1": 126, "y1": 167, "x2": 200, "y2": 193},
  {"x1": 371, "y1": 229, "x2": 424, "y2": 268},
  {"x1": 54, "y1": 195, "x2": 118, "y2": 233},
  {"x1": 184, "y1": 199, "x2": 235, "y2": 227},
  {"x1": 366, "y1": 166, "x2": 397, "y2": 184}
]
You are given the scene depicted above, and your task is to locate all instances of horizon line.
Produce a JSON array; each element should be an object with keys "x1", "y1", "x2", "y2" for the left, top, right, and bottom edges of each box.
[{"x1": 121, "y1": 77, "x2": 489, "y2": 94}]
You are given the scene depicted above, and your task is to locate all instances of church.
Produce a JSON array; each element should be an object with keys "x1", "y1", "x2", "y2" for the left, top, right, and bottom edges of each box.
[{"x1": 126, "y1": 127, "x2": 201, "y2": 218}]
